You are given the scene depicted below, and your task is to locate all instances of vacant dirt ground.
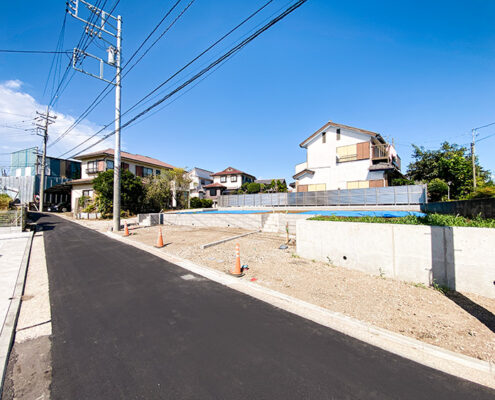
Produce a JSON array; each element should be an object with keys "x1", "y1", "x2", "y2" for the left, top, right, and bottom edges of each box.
[{"x1": 61, "y1": 216, "x2": 495, "y2": 362}]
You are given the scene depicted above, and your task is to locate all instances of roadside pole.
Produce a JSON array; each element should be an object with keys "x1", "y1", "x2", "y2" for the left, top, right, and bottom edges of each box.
[{"x1": 35, "y1": 109, "x2": 56, "y2": 212}]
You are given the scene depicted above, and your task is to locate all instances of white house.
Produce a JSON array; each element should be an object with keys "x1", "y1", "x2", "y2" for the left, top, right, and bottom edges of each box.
[
  {"x1": 68, "y1": 148, "x2": 176, "y2": 211},
  {"x1": 203, "y1": 166, "x2": 256, "y2": 205},
  {"x1": 294, "y1": 121, "x2": 401, "y2": 191},
  {"x1": 188, "y1": 167, "x2": 213, "y2": 199}
]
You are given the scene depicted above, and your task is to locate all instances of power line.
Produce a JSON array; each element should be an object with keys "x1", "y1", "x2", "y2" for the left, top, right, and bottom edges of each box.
[
  {"x1": 0, "y1": 49, "x2": 71, "y2": 54},
  {"x1": 58, "y1": 0, "x2": 277, "y2": 157},
  {"x1": 67, "y1": 0, "x2": 308, "y2": 158},
  {"x1": 49, "y1": 0, "x2": 188, "y2": 149}
]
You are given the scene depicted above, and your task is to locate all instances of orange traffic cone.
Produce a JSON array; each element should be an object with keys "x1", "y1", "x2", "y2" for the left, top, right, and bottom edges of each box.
[
  {"x1": 124, "y1": 221, "x2": 130, "y2": 237},
  {"x1": 229, "y1": 243, "x2": 244, "y2": 277},
  {"x1": 155, "y1": 227, "x2": 164, "y2": 248}
]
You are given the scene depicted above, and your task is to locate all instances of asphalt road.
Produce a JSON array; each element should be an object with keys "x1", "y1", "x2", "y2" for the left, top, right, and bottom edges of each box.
[{"x1": 36, "y1": 213, "x2": 495, "y2": 399}]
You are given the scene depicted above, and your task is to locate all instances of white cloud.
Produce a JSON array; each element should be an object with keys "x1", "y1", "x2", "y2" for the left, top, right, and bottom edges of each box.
[
  {"x1": 4, "y1": 79, "x2": 22, "y2": 89},
  {"x1": 0, "y1": 80, "x2": 113, "y2": 168}
]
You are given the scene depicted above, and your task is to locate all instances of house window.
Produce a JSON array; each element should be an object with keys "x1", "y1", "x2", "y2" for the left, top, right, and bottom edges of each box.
[
  {"x1": 200, "y1": 179, "x2": 205, "y2": 185},
  {"x1": 322, "y1": 131, "x2": 326, "y2": 143},
  {"x1": 135, "y1": 166, "x2": 143, "y2": 177},
  {"x1": 82, "y1": 189, "x2": 93, "y2": 197},
  {"x1": 220, "y1": 176, "x2": 227, "y2": 183},
  {"x1": 121, "y1": 162, "x2": 129, "y2": 171},
  {"x1": 86, "y1": 161, "x2": 98, "y2": 174},
  {"x1": 336, "y1": 128, "x2": 341, "y2": 141},
  {"x1": 106, "y1": 160, "x2": 114, "y2": 170},
  {"x1": 230, "y1": 175, "x2": 237, "y2": 182},
  {"x1": 210, "y1": 188, "x2": 217, "y2": 196},
  {"x1": 156, "y1": 170, "x2": 161, "y2": 175},
  {"x1": 143, "y1": 167, "x2": 153, "y2": 177}
]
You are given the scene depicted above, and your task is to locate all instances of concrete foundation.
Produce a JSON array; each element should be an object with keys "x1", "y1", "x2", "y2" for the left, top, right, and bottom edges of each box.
[{"x1": 296, "y1": 220, "x2": 495, "y2": 299}]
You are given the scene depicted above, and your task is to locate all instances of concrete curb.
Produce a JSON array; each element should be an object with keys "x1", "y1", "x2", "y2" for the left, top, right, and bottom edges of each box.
[
  {"x1": 105, "y1": 230, "x2": 495, "y2": 389},
  {"x1": 0, "y1": 230, "x2": 34, "y2": 396},
  {"x1": 200, "y1": 230, "x2": 260, "y2": 249}
]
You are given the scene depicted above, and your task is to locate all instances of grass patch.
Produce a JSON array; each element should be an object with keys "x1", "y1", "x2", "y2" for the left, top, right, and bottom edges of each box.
[{"x1": 308, "y1": 213, "x2": 495, "y2": 228}]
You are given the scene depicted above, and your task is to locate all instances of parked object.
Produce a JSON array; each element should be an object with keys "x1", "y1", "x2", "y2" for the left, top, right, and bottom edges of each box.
[
  {"x1": 124, "y1": 221, "x2": 130, "y2": 237},
  {"x1": 47, "y1": 201, "x2": 70, "y2": 212}
]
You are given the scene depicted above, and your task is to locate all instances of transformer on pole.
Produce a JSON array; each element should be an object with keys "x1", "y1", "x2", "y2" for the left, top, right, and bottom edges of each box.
[{"x1": 67, "y1": 0, "x2": 122, "y2": 231}]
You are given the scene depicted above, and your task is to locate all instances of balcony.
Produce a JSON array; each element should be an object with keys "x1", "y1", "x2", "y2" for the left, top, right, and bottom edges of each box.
[{"x1": 371, "y1": 144, "x2": 401, "y2": 170}]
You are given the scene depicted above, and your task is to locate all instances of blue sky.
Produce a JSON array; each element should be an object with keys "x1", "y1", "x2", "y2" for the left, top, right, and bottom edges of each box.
[{"x1": 1, "y1": 0, "x2": 494, "y2": 181}]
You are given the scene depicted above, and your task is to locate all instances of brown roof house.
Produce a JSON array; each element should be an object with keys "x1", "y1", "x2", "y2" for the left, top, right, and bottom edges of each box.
[
  {"x1": 68, "y1": 148, "x2": 176, "y2": 212},
  {"x1": 294, "y1": 121, "x2": 401, "y2": 192},
  {"x1": 203, "y1": 166, "x2": 256, "y2": 206}
]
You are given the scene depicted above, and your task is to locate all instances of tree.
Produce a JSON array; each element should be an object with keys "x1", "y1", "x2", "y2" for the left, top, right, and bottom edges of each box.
[
  {"x1": 168, "y1": 168, "x2": 191, "y2": 209},
  {"x1": 93, "y1": 169, "x2": 144, "y2": 215},
  {"x1": 406, "y1": 142, "x2": 492, "y2": 199},
  {"x1": 276, "y1": 179, "x2": 288, "y2": 192},
  {"x1": 143, "y1": 173, "x2": 174, "y2": 211}
]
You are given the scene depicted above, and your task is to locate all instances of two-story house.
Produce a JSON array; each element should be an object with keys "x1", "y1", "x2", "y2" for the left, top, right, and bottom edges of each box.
[
  {"x1": 294, "y1": 121, "x2": 401, "y2": 191},
  {"x1": 188, "y1": 167, "x2": 214, "y2": 199},
  {"x1": 68, "y1": 148, "x2": 176, "y2": 211},
  {"x1": 203, "y1": 166, "x2": 256, "y2": 205}
]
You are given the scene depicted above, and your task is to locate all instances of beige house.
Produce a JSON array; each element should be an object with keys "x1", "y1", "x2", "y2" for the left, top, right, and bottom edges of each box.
[{"x1": 68, "y1": 148, "x2": 176, "y2": 211}]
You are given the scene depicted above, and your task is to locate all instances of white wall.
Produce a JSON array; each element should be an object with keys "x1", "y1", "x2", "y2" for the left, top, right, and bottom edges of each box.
[
  {"x1": 296, "y1": 220, "x2": 495, "y2": 299},
  {"x1": 295, "y1": 127, "x2": 386, "y2": 190},
  {"x1": 213, "y1": 174, "x2": 244, "y2": 190},
  {"x1": 71, "y1": 184, "x2": 94, "y2": 211}
]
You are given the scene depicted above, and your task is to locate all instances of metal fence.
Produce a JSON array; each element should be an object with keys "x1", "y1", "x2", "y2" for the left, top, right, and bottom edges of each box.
[
  {"x1": 0, "y1": 207, "x2": 27, "y2": 230},
  {"x1": 218, "y1": 184, "x2": 427, "y2": 207},
  {"x1": 0, "y1": 176, "x2": 36, "y2": 204}
]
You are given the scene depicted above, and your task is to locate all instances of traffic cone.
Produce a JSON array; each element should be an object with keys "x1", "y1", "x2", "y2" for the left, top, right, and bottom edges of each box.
[
  {"x1": 229, "y1": 243, "x2": 244, "y2": 277},
  {"x1": 124, "y1": 221, "x2": 130, "y2": 237},
  {"x1": 155, "y1": 227, "x2": 164, "y2": 248}
]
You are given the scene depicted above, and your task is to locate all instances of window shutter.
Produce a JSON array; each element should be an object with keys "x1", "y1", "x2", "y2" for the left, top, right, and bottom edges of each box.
[
  {"x1": 356, "y1": 142, "x2": 370, "y2": 160},
  {"x1": 135, "y1": 166, "x2": 143, "y2": 177}
]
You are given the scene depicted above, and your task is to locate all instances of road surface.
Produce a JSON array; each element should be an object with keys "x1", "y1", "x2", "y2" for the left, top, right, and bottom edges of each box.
[{"x1": 35, "y1": 213, "x2": 495, "y2": 399}]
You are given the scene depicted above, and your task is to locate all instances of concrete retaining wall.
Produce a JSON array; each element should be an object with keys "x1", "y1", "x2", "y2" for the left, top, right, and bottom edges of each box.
[
  {"x1": 421, "y1": 198, "x2": 495, "y2": 219},
  {"x1": 161, "y1": 213, "x2": 265, "y2": 230},
  {"x1": 296, "y1": 220, "x2": 495, "y2": 299}
]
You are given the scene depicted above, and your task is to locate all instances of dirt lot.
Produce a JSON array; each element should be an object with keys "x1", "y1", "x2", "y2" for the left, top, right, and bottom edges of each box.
[{"x1": 67, "y1": 217, "x2": 495, "y2": 362}]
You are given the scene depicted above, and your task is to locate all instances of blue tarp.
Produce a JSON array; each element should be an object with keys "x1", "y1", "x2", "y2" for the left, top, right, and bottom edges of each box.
[
  {"x1": 299, "y1": 210, "x2": 426, "y2": 218},
  {"x1": 173, "y1": 210, "x2": 426, "y2": 218}
]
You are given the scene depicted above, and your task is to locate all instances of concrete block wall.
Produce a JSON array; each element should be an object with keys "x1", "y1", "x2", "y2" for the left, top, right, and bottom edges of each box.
[{"x1": 296, "y1": 220, "x2": 495, "y2": 299}]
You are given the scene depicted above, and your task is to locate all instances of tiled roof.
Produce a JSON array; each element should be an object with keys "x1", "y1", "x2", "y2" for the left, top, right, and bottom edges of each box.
[
  {"x1": 255, "y1": 179, "x2": 286, "y2": 185},
  {"x1": 66, "y1": 178, "x2": 94, "y2": 185},
  {"x1": 73, "y1": 148, "x2": 176, "y2": 169},
  {"x1": 300, "y1": 121, "x2": 381, "y2": 148},
  {"x1": 203, "y1": 182, "x2": 226, "y2": 188},
  {"x1": 293, "y1": 169, "x2": 315, "y2": 180},
  {"x1": 210, "y1": 166, "x2": 255, "y2": 179}
]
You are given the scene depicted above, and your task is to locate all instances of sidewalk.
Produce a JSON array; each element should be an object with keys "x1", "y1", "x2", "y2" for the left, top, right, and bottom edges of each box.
[{"x1": 0, "y1": 232, "x2": 33, "y2": 393}]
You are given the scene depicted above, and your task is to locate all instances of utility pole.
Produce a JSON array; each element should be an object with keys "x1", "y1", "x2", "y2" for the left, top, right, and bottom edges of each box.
[
  {"x1": 67, "y1": 0, "x2": 122, "y2": 231},
  {"x1": 35, "y1": 109, "x2": 57, "y2": 212},
  {"x1": 471, "y1": 128, "x2": 477, "y2": 189}
]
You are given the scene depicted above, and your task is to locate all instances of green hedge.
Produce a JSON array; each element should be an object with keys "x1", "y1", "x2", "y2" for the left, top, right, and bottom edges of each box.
[{"x1": 308, "y1": 213, "x2": 495, "y2": 228}]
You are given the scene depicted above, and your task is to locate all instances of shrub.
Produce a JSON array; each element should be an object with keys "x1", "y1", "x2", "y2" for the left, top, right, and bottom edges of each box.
[
  {"x1": 392, "y1": 177, "x2": 415, "y2": 186},
  {"x1": 190, "y1": 197, "x2": 203, "y2": 209},
  {"x1": 0, "y1": 193, "x2": 12, "y2": 210},
  {"x1": 465, "y1": 186, "x2": 495, "y2": 200},
  {"x1": 428, "y1": 178, "x2": 448, "y2": 202},
  {"x1": 201, "y1": 199, "x2": 213, "y2": 208},
  {"x1": 246, "y1": 182, "x2": 261, "y2": 194}
]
